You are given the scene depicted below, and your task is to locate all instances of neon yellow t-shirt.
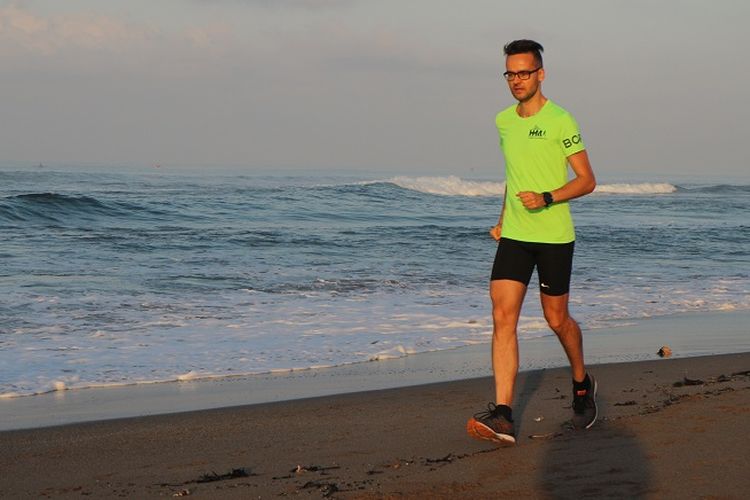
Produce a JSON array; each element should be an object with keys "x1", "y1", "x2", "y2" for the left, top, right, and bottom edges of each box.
[{"x1": 496, "y1": 100, "x2": 585, "y2": 243}]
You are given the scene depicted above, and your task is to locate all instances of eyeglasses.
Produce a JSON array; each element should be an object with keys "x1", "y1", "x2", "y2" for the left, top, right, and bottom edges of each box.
[{"x1": 502, "y1": 67, "x2": 542, "y2": 81}]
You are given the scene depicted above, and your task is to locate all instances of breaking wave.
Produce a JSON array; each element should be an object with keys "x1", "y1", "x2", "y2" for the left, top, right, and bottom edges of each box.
[
  {"x1": 593, "y1": 183, "x2": 677, "y2": 194},
  {"x1": 385, "y1": 176, "x2": 680, "y2": 197},
  {"x1": 388, "y1": 176, "x2": 505, "y2": 196}
]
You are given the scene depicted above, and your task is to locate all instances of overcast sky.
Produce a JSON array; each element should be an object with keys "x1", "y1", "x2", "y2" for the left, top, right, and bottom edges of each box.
[{"x1": 1, "y1": 0, "x2": 748, "y2": 179}]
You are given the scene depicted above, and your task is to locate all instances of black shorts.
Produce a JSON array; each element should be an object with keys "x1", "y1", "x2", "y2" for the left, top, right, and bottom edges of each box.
[{"x1": 491, "y1": 237, "x2": 575, "y2": 296}]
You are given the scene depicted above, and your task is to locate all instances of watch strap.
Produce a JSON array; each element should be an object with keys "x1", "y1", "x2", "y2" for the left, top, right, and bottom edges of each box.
[{"x1": 542, "y1": 191, "x2": 554, "y2": 207}]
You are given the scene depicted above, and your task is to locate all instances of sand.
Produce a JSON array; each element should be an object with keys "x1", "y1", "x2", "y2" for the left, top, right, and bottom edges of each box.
[{"x1": 1, "y1": 352, "x2": 749, "y2": 498}]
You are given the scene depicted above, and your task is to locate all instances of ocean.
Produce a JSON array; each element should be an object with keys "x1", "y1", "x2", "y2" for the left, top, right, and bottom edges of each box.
[{"x1": 1, "y1": 169, "x2": 748, "y2": 397}]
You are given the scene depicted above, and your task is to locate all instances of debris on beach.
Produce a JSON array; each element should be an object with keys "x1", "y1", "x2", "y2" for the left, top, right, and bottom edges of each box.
[
  {"x1": 614, "y1": 400, "x2": 637, "y2": 406},
  {"x1": 529, "y1": 432, "x2": 563, "y2": 440},
  {"x1": 172, "y1": 489, "x2": 191, "y2": 497},
  {"x1": 534, "y1": 416, "x2": 544, "y2": 422},
  {"x1": 291, "y1": 464, "x2": 340, "y2": 475},
  {"x1": 383, "y1": 458, "x2": 412, "y2": 469},
  {"x1": 657, "y1": 345, "x2": 672, "y2": 358},
  {"x1": 545, "y1": 390, "x2": 566, "y2": 400},
  {"x1": 196, "y1": 468, "x2": 250, "y2": 483},
  {"x1": 301, "y1": 480, "x2": 339, "y2": 497},
  {"x1": 424, "y1": 453, "x2": 458, "y2": 464},
  {"x1": 673, "y1": 376, "x2": 704, "y2": 387}
]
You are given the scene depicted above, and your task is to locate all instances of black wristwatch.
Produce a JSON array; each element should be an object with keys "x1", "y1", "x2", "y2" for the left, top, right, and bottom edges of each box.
[{"x1": 542, "y1": 191, "x2": 554, "y2": 207}]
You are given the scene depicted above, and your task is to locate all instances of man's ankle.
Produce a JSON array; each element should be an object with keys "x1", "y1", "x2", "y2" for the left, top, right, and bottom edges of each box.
[
  {"x1": 572, "y1": 373, "x2": 591, "y2": 392},
  {"x1": 495, "y1": 403, "x2": 513, "y2": 421}
]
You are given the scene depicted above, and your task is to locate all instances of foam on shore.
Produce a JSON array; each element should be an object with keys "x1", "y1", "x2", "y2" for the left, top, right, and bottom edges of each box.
[{"x1": 1, "y1": 309, "x2": 748, "y2": 431}]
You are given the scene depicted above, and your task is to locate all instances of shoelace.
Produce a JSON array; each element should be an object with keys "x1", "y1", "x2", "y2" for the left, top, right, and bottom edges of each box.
[{"x1": 473, "y1": 402, "x2": 501, "y2": 420}]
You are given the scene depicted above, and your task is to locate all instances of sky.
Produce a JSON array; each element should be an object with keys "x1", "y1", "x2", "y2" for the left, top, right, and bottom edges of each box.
[{"x1": 1, "y1": 0, "x2": 748, "y2": 179}]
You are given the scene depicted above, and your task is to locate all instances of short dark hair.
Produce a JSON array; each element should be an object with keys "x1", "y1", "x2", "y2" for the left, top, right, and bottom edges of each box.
[{"x1": 503, "y1": 39, "x2": 544, "y2": 67}]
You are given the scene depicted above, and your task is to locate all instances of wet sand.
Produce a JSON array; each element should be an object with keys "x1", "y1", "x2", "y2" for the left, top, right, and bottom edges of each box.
[{"x1": 1, "y1": 352, "x2": 749, "y2": 498}]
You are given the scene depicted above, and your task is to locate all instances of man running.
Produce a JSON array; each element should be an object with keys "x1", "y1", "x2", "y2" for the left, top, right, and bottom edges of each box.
[{"x1": 466, "y1": 39, "x2": 598, "y2": 445}]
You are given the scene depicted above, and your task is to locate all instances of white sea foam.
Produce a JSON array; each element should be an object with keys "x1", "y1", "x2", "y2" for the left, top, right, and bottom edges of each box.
[
  {"x1": 594, "y1": 183, "x2": 677, "y2": 194},
  {"x1": 4, "y1": 278, "x2": 746, "y2": 399},
  {"x1": 388, "y1": 176, "x2": 505, "y2": 196},
  {"x1": 386, "y1": 176, "x2": 677, "y2": 197},
  {"x1": 177, "y1": 371, "x2": 200, "y2": 381}
]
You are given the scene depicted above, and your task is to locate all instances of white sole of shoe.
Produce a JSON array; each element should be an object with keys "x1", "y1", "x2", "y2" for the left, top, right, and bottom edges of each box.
[{"x1": 466, "y1": 419, "x2": 516, "y2": 446}]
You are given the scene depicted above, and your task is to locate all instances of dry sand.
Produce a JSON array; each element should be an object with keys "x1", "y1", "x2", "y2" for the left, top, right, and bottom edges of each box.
[{"x1": 1, "y1": 352, "x2": 749, "y2": 498}]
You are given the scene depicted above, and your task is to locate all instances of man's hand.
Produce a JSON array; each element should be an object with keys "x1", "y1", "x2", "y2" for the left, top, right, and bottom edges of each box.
[
  {"x1": 489, "y1": 224, "x2": 502, "y2": 241},
  {"x1": 517, "y1": 191, "x2": 545, "y2": 210}
]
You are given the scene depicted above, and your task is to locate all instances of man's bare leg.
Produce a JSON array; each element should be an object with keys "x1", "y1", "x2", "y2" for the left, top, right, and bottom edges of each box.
[
  {"x1": 490, "y1": 279, "x2": 527, "y2": 405},
  {"x1": 540, "y1": 292, "x2": 585, "y2": 382},
  {"x1": 541, "y1": 292, "x2": 599, "y2": 428}
]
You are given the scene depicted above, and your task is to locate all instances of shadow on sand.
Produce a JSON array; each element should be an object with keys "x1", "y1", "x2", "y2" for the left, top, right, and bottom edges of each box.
[
  {"x1": 512, "y1": 368, "x2": 653, "y2": 498},
  {"x1": 537, "y1": 397, "x2": 653, "y2": 498}
]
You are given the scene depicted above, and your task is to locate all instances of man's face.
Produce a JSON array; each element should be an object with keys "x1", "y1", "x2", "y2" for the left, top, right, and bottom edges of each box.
[{"x1": 505, "y1": 53, "x2": 544, "y2": 103}]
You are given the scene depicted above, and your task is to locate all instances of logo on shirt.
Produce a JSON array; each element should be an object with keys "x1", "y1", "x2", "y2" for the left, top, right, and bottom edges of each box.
[
  {"x1": 528, "y1": 125, "x2": 547, "y2": 139},
  {"x1": 563, "y1": 134, "x2": 582, "y2": 149}
]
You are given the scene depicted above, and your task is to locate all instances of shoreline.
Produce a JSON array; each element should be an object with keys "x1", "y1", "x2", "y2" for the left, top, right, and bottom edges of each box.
[
  {"x1": 1, "y1": 309, "x2": 749, "y2": 431},
  {"x1": 2, "y1": 351, "x2": 749, "y2": 498}
]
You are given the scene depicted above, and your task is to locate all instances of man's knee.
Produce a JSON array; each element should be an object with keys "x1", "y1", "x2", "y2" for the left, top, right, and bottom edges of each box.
[
  {"x1": 492, "y1": 302, "x2": 517, "y2": 329},
  {"x1": 541, "y1": 292, "x2": 572, "y2": 333},
  {"x1": 544, "y1": 309, "x2": 569, "y2": 332},
  {"x1": 491, "y1": 298, "x2": 522, "y2": 335}
]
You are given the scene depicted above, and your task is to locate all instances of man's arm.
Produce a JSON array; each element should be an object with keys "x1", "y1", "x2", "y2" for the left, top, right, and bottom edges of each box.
[
  {"x1": 490, "y1": 187, "x2": 507, "y2": 241},
  {"x1": 516, "y1": 150, "x2": 596, "y2": 209}
]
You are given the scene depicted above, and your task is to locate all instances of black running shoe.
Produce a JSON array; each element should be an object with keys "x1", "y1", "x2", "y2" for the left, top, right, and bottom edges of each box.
[
  {"x1": 466, "y1": 403, "x2": 516, "y2": 446},
  {"x1": 572, "y1": 374, "x2": 598, "y2": 429}
]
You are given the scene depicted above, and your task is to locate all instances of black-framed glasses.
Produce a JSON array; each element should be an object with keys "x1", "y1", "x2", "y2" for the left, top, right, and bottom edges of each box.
[{"x1": 502, "y1": 67, "x2": 542, "y2": 81}]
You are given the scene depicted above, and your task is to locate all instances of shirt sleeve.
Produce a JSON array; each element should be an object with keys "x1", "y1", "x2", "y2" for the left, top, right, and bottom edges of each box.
[
  {"x1": 495, "y1": 112, "x2": 504, "y2": 149},
  {"x1": 559, "y1": 113, "x2": 586, "y2": 157}
]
